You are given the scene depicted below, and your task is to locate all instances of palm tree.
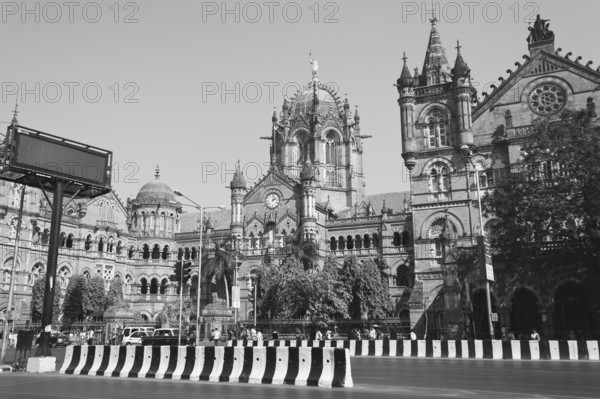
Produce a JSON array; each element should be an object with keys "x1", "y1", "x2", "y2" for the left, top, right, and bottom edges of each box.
[{"x1": 203, "y1": 242, "x2": 237, "y2": 307}]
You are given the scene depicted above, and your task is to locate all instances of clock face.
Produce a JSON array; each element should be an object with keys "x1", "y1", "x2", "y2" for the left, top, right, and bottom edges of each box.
[{"x1": 265, "y1": 193, "x2": 280, "y2": 209}]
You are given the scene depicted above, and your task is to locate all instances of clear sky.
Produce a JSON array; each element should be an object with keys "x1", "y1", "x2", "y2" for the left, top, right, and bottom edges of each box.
[{"x1": 0, "y1": 0, "x2": 597, "y2": 209}]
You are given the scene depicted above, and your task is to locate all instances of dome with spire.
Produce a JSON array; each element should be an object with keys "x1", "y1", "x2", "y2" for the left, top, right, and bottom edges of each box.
[
  {"x1": 135, "y1": 166, "x2": 177, "y2": 205},
  {"x1": 288, "y1": 82, "x2": 342, "y2": 118}
]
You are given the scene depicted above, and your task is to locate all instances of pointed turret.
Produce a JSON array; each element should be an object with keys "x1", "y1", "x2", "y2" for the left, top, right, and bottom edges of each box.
[
  {"x1": 397, "y1": 52, "x2": 414, "y2": 89},
  {"x1": 230, "y1": 160, "x2": 247, "y2": 189},
  {"x1": 420, "y1": 17, "x2": 452, "y2": 86},
  {"x1": 451, "y1": 40, "x2": 470, "y2": 81},
  {"x1": 230, "y1": 160, "x2": 246, "y2": 241}
]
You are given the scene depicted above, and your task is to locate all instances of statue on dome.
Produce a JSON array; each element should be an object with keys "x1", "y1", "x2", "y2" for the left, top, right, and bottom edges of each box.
[
  {"x1": 309, "y1": 52, "x2": 319, "y2": 78},
  {"x1": 527, "y1": 15, "x2": 554, "y2": 43}
]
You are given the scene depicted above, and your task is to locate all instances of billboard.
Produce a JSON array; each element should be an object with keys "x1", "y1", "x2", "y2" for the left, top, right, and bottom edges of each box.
[{"x1": 0, "y1": 125, "x2": 112, "y2": 198}]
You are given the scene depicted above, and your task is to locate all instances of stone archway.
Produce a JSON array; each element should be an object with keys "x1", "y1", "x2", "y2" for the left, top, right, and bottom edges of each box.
[
  {"x1": 510, "y1": 287, "x2": 542, "y2": 338},
  {"x1": 553, "y1": 281, "x2": 595, "y2": 339}
]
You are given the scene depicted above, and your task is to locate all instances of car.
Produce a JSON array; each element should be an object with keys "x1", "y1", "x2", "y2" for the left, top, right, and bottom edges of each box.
[
  {"x1": 34, "y1": 331, "x2": 72, "y2": 348},
  {"x1": 122, "y1": 331, "x2": 148, "y2": 345}
]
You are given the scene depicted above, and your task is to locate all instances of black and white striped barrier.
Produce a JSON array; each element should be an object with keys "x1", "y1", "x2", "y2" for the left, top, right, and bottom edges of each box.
[
  {"x1": 227, "y1": 339, "x2": 600, "y2": 360},
  {"x1": 59, "y1": 345, "x2": 353, "y2": 388}
]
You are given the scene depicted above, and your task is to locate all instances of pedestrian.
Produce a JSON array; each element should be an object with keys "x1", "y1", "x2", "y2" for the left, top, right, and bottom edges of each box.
[
  {"x1": 295, "y1": 328, "x2": 304, "y2": 340},
  {"x1": 410, "y1": 330, "x2": 417, "y2": 341},
  {"x1": 369, "y1": 326, "x2": 377, "y2": 340},
  {"x1": 87, "y1": 329, "x2": 94, "y2": 345},
  {"x1": 213, "y1": 328, "x2": 221, "y2": 346},
  {"x1": 315, "y1": 329, "x2": 323, "y2": 341},
  {"x1": 530, "y1": 329, "x2": 540, "y2": 341},
  {"x1": 272, "y1": 329, "x2": 279, "y2": 340},
  {"x1": 257, "y1": 329, "x2": 263, "y2": 341},
  {"x1": 240, "y1": 326, "x2": 248, "y2": 341},
  {"x1": 250, "y1": 327, "x2": 257, "y2": 341},
  {"x1": 325, "y1": 330, "x2": 332, "y2": 340}
]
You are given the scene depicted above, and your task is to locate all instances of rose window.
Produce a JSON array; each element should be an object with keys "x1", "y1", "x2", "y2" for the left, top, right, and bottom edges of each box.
[{"x1": 529, "y1": 83, "x2": 566, "y2": 115}]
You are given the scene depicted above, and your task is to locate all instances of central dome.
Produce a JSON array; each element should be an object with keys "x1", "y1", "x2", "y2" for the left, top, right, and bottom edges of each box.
[
  {"x1": 289, "y1": 82, "x2": 341, "y2": 118},
  {"x1": 135, "y1": 180, "x2": 177, "y2": 205}
]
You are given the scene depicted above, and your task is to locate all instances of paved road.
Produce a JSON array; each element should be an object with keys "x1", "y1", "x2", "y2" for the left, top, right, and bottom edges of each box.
[{"x1": 1, "y1": 348, "x2": 599, "y2": 398}]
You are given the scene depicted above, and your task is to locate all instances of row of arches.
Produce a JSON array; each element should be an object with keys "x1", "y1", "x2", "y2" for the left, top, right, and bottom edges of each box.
[
  {"x1": 330, "y1": 233, "x2": 379, "y2": 250},
  {"x1": 133, "y1": 210, "x2": 179, "y2": 236}
]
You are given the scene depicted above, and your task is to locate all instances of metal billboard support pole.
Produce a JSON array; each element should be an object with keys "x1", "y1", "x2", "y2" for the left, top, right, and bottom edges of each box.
[
  {"x1": 35, "y1": 179, "x2": 65, "y2": 357},
  {"x1": 0, "y1": 185, "x2": 25, "y2": 365},
  {"x1": 178, "y1": 259, "x2": 184, "y2": 346}
]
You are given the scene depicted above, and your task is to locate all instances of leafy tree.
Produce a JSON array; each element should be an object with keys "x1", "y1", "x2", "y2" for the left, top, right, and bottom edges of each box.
[
  {"x1": 483, "y1": 109, "x2": 600, "y2": 290},
  {"x1": 340, "y1": 256, "x2": 392, "y2": 319},
  {"x1": 30, "y1": 275, "x2": 60, "y2": 324},
  {"x1": 62, "y1": 274, "x2": 86, "y2": 322},
  {"x1": 256, "y1": 255, "x2": 349, "y2": 322},
  {"x1": 82, "y1": 275, "x2": 107, "y2": 319},
  {"x1": 105, "y1": 278, "x2": 124, "y2": 309}
]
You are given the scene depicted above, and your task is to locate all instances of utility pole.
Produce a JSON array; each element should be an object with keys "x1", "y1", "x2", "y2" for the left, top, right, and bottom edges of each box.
[{"x1": 0, "y1": 186, "x2": 25, "y2": 365}]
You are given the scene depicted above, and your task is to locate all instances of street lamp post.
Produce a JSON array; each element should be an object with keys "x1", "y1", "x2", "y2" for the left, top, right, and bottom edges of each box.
[
  {"x1": 461, "y1": 146, "x2": 495, "y2": 339},
  {"x1": 173, "y1": 190, "x2": 224, "y2": 346}
]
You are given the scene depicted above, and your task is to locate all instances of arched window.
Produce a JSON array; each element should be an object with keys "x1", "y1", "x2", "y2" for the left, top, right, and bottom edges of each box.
[
  {"x1": 396, "y1": 265, "x2": 411, "y2": 287},
  {"x1": 325, "y1": 131, "x2": 337, "y2": 164},
  {"x1": 338, "y1": 236, "x2": 345, "y2": 250},
  {"x1": 184, "y1": 248, "x2": 190, "y2": 260},
  {"x1": 31, "y1": 263, "x2": 45, "y2": 284},
  {"x1": 108, "y1": 236, "x2": 115, "y2": 253},
  {"x1": 363, "y1": 234, "x2": 371, "y2": 249},
  {"x1": 60, "y1": 232, "x2": 66, "y2": 247},
  {"x1": 330, "y1": 237, "x2": 337, "y2": 250},
  {"x1": 162, "y1": 245, "x2": 170, "y2": 260},
  {"x1": 425, "y1": 109, "x2": 449, "y2": 148},
  {"x1": 97, "y1": 238, "x2": 104, "y2": 252},
  {"x1": 249, "y1": 233, "x2": 255, "y2": 248},
  {"x1": 346, "y1": 235, "x2": 354, "y2": 250},
  {"x1": 160, "y1": 279, "x2": 168, "y2": 295},
  {"x1": 355, "y1": 235, "x2": 362, "y2": 249},
  {"x1": 150, "y1": 278, "x2": 158, "y2": 295},
  {"x1": 428, "y1": 162, "x2": 451, "y2": 199},
  {"x1": 295, "y1": 131, "x2": 313, "y2": 164},
  {"x1": 150, "y1": 212, "x2": 156, "y2": 230},
  {"x1": 58, "y1": 266, "x2": 70, "y2": 289},
  {"x1": 177, "y1": 248, "x2": 184, "y2": 260},
  {"x1": 140, "y1": 278, "x2": 148, "y2": 294},
  {"x1": 84, "y1": 234, "x2": 92, "y2": 251},
  {"x1": 402, "y1": 231, "x2": 410, "y2": 246},
  {"x1": 32, "y1": 226, "x2": 41, "y2": 244},
  {"x1": 41, "y1": 229, "x2": 50, "y2": 245},
  {"x1": 116, "y1": 240, "x2": 123, "y2": 255},
  {"x1": 159, "y1": 212, "x2": 165, "y2": 231},
  {"x1": 152, "y1": 244, "x2": 160, "y2": 259},
  {"x1": 125, "y1": 274, "x2": 133, "y2": 294},
  {"x1": 66, "y1": 234, "x2": 74, "y2": 249},
  {"x1": 393, "y1": 232, "x2": 402, "y2": 246},
  {"x1": 372, "y1": 233, "x2": 380, "y2": 248},
  {"x1": 191, "y1": 247, "x2": 197, "y2": 259},
  {"x1": 128, "y1": 245, "x2": 135, "y2": 259},
  {"x1": 141, "y1": 211, "x2": 147, "y2": 232},
  {"x1": 142, "y1": 244, "x2": 150, "y2": 260}
]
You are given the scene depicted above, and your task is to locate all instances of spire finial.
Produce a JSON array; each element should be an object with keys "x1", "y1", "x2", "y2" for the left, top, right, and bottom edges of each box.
[
  {"x1": 402, "y1": 52, "x2": 407, "y2": 64},
  {"x1": 427, "y1": 1, "x2": 437, "y2": 25},
  {"x1": 456, "y1": 40, "x2": 462, "y2": 53},
  {"x1": 155, "y1": 165, "x2": 160, "y2": 180},
  {"x1": 11, "y1": 102, "x2": 19, "y2": 126}
]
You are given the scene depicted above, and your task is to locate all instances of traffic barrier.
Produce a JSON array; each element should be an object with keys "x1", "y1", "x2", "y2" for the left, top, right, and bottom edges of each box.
[
  {"x1": 227, "y1": 339, "x2": 600, "y2": 360},
  {"x1": 59, "y1": 345, "x2": 353, "y2": 388}
]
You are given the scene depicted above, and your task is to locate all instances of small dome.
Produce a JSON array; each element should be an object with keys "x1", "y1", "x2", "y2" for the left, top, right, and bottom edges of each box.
[
  {"x1": 397, "y1": 53, "x2": 413, "y2": 88},
  {"x1": 135, "y1": 180, "x2": 177, "y2": 205},
  {"x1": 289, "y1": 83, "x2": 340, "y2": 118}
]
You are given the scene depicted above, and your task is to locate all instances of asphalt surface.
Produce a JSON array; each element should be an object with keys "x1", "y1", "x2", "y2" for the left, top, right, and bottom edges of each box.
[{"x1": 1, "y1": 347, "x2": 599, "y2": 398}]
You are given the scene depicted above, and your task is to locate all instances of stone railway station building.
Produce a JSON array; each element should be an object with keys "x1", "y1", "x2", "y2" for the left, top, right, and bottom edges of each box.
[{"x1": 0, "y1": 16, "x2": 598, "y2": 338}]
